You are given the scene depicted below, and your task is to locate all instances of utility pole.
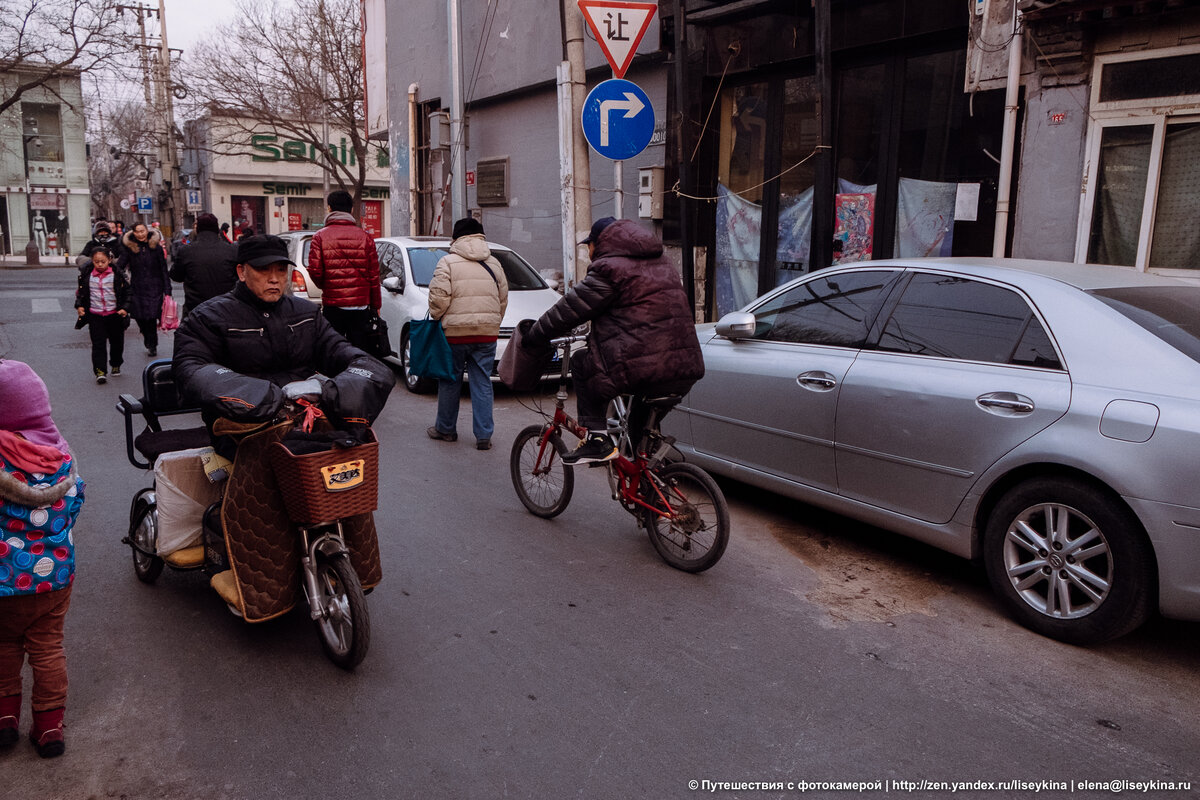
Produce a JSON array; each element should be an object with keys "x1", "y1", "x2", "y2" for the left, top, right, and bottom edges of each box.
[
  {"x1": 447, "y1": 0, "x2": 466, "y2": 224},
  {"x1": 158, "y1": 0, "x2": 182, "y2": 234},
  {"x1": 563, "y1": 0, "x2": 592, "y2": 285}
]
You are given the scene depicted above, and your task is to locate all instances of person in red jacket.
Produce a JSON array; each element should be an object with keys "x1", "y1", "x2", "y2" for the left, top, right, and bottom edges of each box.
[{"x1": 307, "y1": 190, "x2": 384, "y2": 357}]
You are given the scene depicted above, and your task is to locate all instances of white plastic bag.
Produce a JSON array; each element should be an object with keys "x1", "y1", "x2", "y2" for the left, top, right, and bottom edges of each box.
[{"x1": 154, "y1": 448, "x2": 222, "y2": 555}]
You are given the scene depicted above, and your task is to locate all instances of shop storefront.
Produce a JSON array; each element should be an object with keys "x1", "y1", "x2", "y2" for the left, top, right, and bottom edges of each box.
[
  {"x1": 184, "y1": 115, "x2": 391, "y2": 237},
  {"x1": 674, "y1": 0, "x2": 1004, "y2": 316}
]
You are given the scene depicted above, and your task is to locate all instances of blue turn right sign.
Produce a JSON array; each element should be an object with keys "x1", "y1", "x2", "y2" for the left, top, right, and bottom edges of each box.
[{"x1": 581, "y1": 79, "x2": 654, "y2": 161}]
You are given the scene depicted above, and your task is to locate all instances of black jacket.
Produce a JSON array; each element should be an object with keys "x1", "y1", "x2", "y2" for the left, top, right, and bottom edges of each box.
[
  {"x1": 74, "y1": 263, "x2": 132, "y2": 314},
  {"x1": 527, "y1": 220, "x2": 704, "y2": 398},
  {"x1": 173, "y1": 282, "x2": 395, "y2": 431},
  {"x1": 80, "y1": 233, "x2": 125, "y2": 261},
  {"x1": 169, "y1": 231, "x2": 238, "y2": 316}
]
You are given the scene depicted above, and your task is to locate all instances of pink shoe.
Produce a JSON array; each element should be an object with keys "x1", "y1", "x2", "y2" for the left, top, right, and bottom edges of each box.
[
  {"x1": 29, "y1": 707, "x2": 64, "y2": 758},
  {"x1": 0, "y1": 694, "x2": 18, "y2": 749}
]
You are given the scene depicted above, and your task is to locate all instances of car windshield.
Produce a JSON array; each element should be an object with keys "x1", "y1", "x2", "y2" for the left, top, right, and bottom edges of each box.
[
  {"x1": 405, "y1": 246, "x2": 548, "y2": 290},
  {"x1": 1091, "y1": 286, "x2": 1200, "y2": 364}
]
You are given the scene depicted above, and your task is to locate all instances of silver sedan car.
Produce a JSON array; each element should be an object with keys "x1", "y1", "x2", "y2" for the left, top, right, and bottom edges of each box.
[{"x1": 667, "y1": 258, "x2": 1200, "y2": 644}]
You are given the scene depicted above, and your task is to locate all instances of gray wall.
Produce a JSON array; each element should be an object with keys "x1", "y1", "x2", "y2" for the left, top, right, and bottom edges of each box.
[{"x1": 384, "y1": 0, "x2": 667, "y2": 274}]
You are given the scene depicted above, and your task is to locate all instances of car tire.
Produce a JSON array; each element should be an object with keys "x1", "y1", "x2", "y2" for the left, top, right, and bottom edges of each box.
[
  {"x1": 983, "y1": 477, "x2": 1154, "y2": 645},
  {"x1": 400, "y1": 328, "x2": 437, "y2": 394}
]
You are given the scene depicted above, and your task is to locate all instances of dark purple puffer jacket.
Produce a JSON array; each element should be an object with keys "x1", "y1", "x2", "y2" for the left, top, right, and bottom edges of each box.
[{"x1": 528, "y1": 219, "x2": 704, "y2": 398}]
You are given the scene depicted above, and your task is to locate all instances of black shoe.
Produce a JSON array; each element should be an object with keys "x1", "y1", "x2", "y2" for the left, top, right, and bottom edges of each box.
[
  {"x1": 147, "y1": 347, "x2": 157, "y2": 357},
  {"x1": 476, "y1": 439, "x2": 491, "y2": 451},
  {"x1": 561, "y1": 433, "x2": 617, "y2": 464},
  {"x1": 427, "y1": 426, "x2": 457, "y2": 442},
  {"x1": 95, "y1": 369, "x2": 106, "y2": 384},
  {"x1": 111, "y1": 365, "x2": 121, "y2": 376}
]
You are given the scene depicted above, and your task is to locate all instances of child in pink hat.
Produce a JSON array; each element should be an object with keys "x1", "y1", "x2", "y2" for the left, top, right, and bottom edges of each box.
[{"x1": 0, "y1": 360, "x2": 85, "y2": 758}]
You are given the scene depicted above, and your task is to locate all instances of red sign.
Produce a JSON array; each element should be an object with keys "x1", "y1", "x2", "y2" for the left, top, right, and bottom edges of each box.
[
  {"x1": 578, "y1": 1, "x2": 657, "y2": 78},
  {"x1": 288, "y1": 213, "x2": 302, "y2": 231},
  {"x1": 362, "y1": 200, "x2": 382, "y2": 238},
  {"x1": 466, "y1": 170, "x2": 476, "y2": 187}
]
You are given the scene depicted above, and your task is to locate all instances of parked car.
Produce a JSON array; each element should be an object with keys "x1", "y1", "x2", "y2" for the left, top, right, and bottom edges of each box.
[
  {"x1": 277, "y1": 230, "x2": 321, "y2": 303},
  {"x1": 373, "y1": 235, "x2": 565, "y2": 392},
  {"x1": 666, "y1": 257, "x2": 1200, "y2": 644}
]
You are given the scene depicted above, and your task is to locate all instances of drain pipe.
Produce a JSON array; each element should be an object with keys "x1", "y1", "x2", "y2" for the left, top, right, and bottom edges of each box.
[
  {"x1": 993, "y1": 2, "x2": 1023, "y2": 258},
  {"x1": 408, "y1": 83, "x2": 420, "y2": 235}
]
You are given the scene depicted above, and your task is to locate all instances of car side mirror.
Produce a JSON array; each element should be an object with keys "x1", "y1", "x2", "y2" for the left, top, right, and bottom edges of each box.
[
  {"x1": 715, "y1": 312, "x2": 756, "y2": 340},
  {"x1": 382, "y1": 276, "x2": 401, "y2": 293}
]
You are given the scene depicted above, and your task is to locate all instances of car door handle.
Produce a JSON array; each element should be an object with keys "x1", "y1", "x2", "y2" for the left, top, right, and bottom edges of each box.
[
  {"x1": 977, "y1": 392, "x2": 1035, "y2": 414},
  {"x1": 797, "y1": 371, "x2": 837, "y2": 391}
]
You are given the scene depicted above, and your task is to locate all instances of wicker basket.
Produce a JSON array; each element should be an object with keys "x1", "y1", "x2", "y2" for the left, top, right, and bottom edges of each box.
[{"x1": 269, "y1": 431, "x2": 379, "y2": 524}]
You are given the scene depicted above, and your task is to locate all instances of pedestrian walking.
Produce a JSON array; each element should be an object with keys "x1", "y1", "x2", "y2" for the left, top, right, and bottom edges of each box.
[
  {"x1": 307, "y1": 190, "x2": 384, "y2": 356},
  {"x1": 119, "y1": 222, "x2": 171, "y2": 357},
  {"x1": 0, "y1": 359, "x2": 86, "y2": 758},
  {"x1": 219, "y1": 222, "x2": 232, "y2": 243},
  {"x1": 426, "y1": 217, "x2": 508, "y2": 450},
  {"x1": 74, "y1": 246, "x2": 131, "y2": 383},
  {"x1": 169, "y1": 212, "x2": 237, "y2": 319},
  {"x1": 79, "y1": 220, "x2": 124, "y2": 264}
]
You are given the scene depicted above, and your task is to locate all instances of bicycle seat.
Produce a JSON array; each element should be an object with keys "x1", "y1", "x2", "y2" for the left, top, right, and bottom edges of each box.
[{"x1": 639, "y1": 394, "x2": 683, "y2": 410}]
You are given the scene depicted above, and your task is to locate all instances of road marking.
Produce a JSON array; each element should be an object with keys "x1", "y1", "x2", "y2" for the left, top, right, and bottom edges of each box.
[{"x1": 32, "y1": 298, "x2": 62, "y2": 313}]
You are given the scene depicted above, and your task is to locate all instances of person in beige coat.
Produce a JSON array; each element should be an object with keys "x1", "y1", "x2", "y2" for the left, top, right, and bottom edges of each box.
[{"x1": 427, "y1": 218, "x2": 509, "y2": 449}]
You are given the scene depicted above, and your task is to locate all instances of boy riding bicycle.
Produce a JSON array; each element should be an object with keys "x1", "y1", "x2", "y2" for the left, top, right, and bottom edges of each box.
[{"x1": 523, "y1": 217, "x2": 705, "y2": 464}]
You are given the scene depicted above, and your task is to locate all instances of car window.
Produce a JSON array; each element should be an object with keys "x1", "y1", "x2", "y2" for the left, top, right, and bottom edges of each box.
[
  {"x1": 491, "y1": 250, "x2": 548, "y2": 290},
  {"x1": 1091, "y1": 286, "x2": 1200, "y2": 365},
  {"x1": 750, "y1": 270, "x2": 899, "y2": 347},
  {"x1": 406, "y1": 248, "x2": 449, "y2": 286},
  {"x1": 301, "y1": 239, "x2": 312, "y2": 268},
  {"x1": 876, "y1": 273, "x2": 1062, "y2": 368},
  {"x1": 376, "y1": 242, "x2": 401, "y2": 279}
]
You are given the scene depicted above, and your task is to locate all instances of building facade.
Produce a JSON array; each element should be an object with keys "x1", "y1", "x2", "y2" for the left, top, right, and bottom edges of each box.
[
  {"x1": 182, "y1": 113, "x2": 393, "y2": 236},
  {"x1": 0, "y1": 65, "x2": 90, "y2": 257},
  {"x1": 370, "y1": 1, "x2": 1199, "y2": 319}
]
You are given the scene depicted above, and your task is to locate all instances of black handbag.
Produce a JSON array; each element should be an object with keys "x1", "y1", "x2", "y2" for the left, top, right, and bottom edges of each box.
[{"x1": 365, "y1": 314, "x2": 394, "y2": 359}]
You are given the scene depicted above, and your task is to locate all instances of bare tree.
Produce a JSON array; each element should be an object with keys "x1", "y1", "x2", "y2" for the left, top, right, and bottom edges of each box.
[
  {"x1": 0, "y1": 0, "x2": 133, "y2": 116},
  {"x1": 181, "y1": 0, "x2": 384, "y2": 207},
  {"x1": 86, "y1": 98, "x2": 160, "y2": 221}
]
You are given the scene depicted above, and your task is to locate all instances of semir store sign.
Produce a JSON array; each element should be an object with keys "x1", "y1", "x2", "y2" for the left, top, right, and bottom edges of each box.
[{"x1": 250, "y1": 134, "x2": 389, "y2": 168}]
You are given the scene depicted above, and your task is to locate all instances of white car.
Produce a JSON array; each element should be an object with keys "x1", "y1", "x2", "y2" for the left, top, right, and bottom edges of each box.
[
  {"x1": 374, "y1": 235, "x2": 564, "y2": 392},
  {"x1": 277, "y1": 230, "x2": 321, "y2": 304}
]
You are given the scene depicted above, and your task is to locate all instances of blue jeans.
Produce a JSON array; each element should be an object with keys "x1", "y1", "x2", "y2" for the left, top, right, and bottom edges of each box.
[{"x1": 435, "y1": 341, "x2": 497, "y2": 442}]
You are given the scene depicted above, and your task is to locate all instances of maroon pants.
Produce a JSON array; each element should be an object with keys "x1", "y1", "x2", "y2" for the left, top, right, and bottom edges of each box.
[{"x1": 0, "y1": 585, "x2": 72, "y2": 711}]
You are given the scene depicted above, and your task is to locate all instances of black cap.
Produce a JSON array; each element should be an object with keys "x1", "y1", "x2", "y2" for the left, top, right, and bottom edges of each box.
[
  {"x1": 237, "y1": 234, "x2": 295, "y2": 268},
  {"x1": 580, "y1": 216, "x2": 617, "y2": 245},
  {"x1": 452, "y1": 217, "x2": 484, "y2": 240},
  {"x1": 195, "y1": 213, "x2": 219, "y2": 233}
]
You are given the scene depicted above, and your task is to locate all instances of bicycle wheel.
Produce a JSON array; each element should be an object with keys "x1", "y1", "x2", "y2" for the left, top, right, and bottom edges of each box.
[
  {"x1": 641, "y1": 462, "x2": 730, "y2": 573},
  {"x1": 312, "y1": 551, "x2": 370, "y2": 670},
  {"x1": 129, "y1": 499, "x2": 165, "y2": 584},
  {"x1": 510, "y1": 423, "x2": 575, "y2": 518}
]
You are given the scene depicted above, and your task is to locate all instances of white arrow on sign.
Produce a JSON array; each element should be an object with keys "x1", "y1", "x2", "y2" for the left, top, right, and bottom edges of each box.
[{"x1": 598, "y1": 92, "x2": 646, "y2": 147}]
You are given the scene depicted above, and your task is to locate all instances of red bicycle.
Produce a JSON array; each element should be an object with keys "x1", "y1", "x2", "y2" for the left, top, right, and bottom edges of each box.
[{"x1": 509, "y1": 335, "x2": 730, "y2": 572}]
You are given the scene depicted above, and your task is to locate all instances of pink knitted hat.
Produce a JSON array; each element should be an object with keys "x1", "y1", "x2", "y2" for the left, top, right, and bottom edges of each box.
[{"x1": 0, "y1": 359, "x2": 70, "y2": 452}]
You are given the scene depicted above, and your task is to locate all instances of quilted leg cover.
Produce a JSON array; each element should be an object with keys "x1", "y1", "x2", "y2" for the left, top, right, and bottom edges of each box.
[{"x1": 221, "y1": 421, "x2": 383, "y2": 622}]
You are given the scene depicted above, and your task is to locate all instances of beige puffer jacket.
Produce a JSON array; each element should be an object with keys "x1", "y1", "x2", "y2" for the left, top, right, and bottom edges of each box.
[{"x1": 427, "y1": 234, "x2": 509, "y2": 338}]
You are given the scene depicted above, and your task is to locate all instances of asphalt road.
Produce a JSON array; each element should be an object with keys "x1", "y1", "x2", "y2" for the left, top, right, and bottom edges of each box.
[{"x1": 2, "y1": 267, "x2": 1198, "y2": 799}]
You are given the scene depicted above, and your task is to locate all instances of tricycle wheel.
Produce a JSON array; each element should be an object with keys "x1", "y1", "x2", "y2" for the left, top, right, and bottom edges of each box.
[
  {"x1": 130, "y1": 500, "x2": 164, "y2": 584},
  {"x1": 312, "y1": 552, "x2": 370, "y2": 670}
]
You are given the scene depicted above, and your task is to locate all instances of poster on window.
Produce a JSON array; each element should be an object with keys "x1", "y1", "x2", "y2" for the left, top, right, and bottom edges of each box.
[
  {"x1": 896, "y1": 178, "x2": 956, "y2": 257},
  {"x1": 288, "y1": 213, "x2": 302, "y2": 231},
  {"x1": 714, "y1": 184, "x2": 763, "y2": 316},
  {"x1": 361, "y1": 201, "x2": 382, "y2": 237},
  {"x1": 833, "y1": 193, "x2": 875, "y2": 264}
]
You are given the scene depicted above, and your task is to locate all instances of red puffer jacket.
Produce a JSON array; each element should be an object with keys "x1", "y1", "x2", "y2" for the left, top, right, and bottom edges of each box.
[{"x1": 308, "y1": 212, "x2": 381, "y2": 309}]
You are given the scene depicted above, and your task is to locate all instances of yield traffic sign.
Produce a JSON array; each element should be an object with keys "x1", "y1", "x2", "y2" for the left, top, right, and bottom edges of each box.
[
  {"x1": 581, "y1": 79, "x2": 654, "y2": 161},
  {"x1": 578, "y1": 0, "x2": 656, "y2": 79}
]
